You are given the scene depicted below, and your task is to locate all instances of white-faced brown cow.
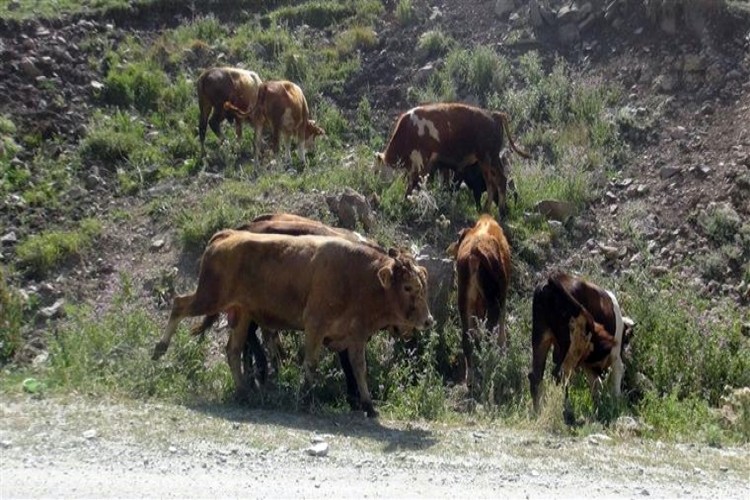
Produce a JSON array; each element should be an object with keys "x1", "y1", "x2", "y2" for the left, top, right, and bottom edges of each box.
[
  {"x1": 224, "y1": 80, "x2": 325, "y2": 165},
  {"x1": 152, "y1": 230, "x2": 433, "y2": 417},
  {"x1": 196, "y1": 67, "x2": 262, "y2": 156},
  {"x1": 375, "y1": 103, "x2": 530, "y2": 214},
  {"x1": 447, "y1": 214, "x2": 511, "y2": 388},
  {"x1": 528, "y1": 272, "x2": 634, "y2": 415}
]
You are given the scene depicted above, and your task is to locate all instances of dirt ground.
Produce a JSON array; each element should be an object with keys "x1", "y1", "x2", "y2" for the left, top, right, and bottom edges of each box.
[{"x1": 1, "y1": 394, "x2": 749, "y2": 498}]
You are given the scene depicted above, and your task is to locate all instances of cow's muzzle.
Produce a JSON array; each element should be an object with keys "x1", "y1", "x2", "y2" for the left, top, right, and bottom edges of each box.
[{"x1": 421, "y1": 314, "x2": 435, "y2": 330}]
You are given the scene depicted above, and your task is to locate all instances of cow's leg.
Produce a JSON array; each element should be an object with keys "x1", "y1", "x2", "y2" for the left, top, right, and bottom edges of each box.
[
  {"x1": 338, "y1": 349, "x2": 361, "y2": 411},
  {"x1": 348, "y1": 343, "x2": 377, "y2": 418},
  {"x1": 226, "y1": 311, "x2": 251, "y2": 400},
  {"x1": 262, "y1": 329, "x2": 284, "y2": 375},
  {"x1": 529, "y1": 285, "x2": 553, "y2": 414},
  {"x1": 284, "y1": 135, "x2": 293, "y2": 164},
  {"x1": 198, "y1": 97, "x2": 212, "y2": 157},
  {"x1": 253, "y1": 119, "x2": 264, "y2": 162},
  {"x1": 243, "y1": 321, "x2": 268, "y2": 386},
  {"x1": 300, "y1": 329, "x2": 324, "y2": 406},
  {"x1": 297, "y1": 136, "x2": 306, "y2": 166},
  {"x1": 208, "y1": 106, "x2": 225, "y2": 145},
  {"x1": 609, "y1": 349, "x2": 625, "y2": 399},
  {"x1": 153, "y1": 293, "x2": 200, "y2": 360},
  {"x1": 584, "y1": 369, "x2": 604, "y2": 404},
  {"x1": 562, "y1": 314, "x2": 592, "y2": 381}
]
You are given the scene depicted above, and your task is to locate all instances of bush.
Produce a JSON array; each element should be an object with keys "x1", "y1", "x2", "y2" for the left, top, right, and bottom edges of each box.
[
  {"x1": 102, "y1": 61, "x2": 168, "y2": 114},
  {"x1": 272, "y1": 1, "x2": 353, "y2": 29},
  {"x1": 46, "y1": 281, "x2": 229, "y2": 401},
  {"x1": 625, "y1": 284, "x2": 750, "y2": 406},
  {"x1": 395, "y1": 0, "x2": 415, "y2": 25},
  {"x1": 16, "y1": 219, "x2": 103, "y2": 277},
  {"x1": 417, "y1": 29, "x2": 454, "y2": 60},
  {"x1": 336, "y1": 26, "x2": 377, "y2": 56},
  {"x1": 0, "y1": 267, "x2": 24, "y2": 365}
]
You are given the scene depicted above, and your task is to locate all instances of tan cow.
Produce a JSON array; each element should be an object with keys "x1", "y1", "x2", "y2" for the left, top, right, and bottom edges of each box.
[
  {"x1": 447, "y1": 214, "x2": 511, "y2": 388},
  {"x1": 528, "y1": 272, "x2": 635, "y2": 416},
  {"x1": 196, "y1": 67, "x2": 263, "y2": 157},
  {"x1": 152, "y1": 230, "x2": 433, "y2": 417},
  {"x1": 189, "y1": 213, "x2": 383, "y2": 396},
  {"x1": 375, "y1": 103, "x2": 529, "y2": 214},
  {"x1": 224, "y1": 80, "x2": 325, "y2": 165}
]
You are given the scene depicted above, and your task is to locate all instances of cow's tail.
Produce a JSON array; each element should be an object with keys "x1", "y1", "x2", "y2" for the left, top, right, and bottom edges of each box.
[
  {"x1": 493, "y1": 112, "x2": 531, "y2": 159},
  {"x1": 223, "y1": 100, "x2": 252, "y2": 118},
  {"x1": 190, "y1": 314, "x2": 219, "y2": 337}
]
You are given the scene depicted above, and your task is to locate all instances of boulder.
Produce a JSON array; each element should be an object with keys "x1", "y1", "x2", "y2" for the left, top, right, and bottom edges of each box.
[
  {"x1": 416, "y1": 249, "x2": 455, "y2": 329},
  {"x1": 325, "y1": 188, "x2": 374, "y2": 231},
  {"x1": 494, "y1": 0, "x2": 515, "y2": 18},
  {"x1": 534, "y1": 199, "x2": 575, "y2": 221}
]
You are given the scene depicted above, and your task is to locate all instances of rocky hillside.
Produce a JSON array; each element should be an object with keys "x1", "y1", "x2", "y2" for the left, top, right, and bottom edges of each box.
[{"x1": 1, "y1": 0, "x2": 749, "y2": 438}]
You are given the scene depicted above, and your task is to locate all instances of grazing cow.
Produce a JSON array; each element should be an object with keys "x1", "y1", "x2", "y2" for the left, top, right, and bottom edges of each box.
[
  {"x1": 152, "y1": 230, "x2": 433, "y2": 417},
  {"x1": 528, "y1": 272, "x2": 635, "y2": 415},
  {"x1": 224, "y1": 80, "x2": 325, "y2": 165},
  {"x1": 196, "y1": 67, "x2": 263, "y2": 156},
  {"x1": 447, "y1": 214, "x2": 511, "y2": 388},
  {"x1": 189, "y1": 213, "x2": 382, "y2": 398},
  {"x1": 374, "y1": 103, "x2": 529, "y2": 213}
]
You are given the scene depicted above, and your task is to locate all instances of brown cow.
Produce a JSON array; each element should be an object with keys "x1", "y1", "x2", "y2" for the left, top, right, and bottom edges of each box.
[
  {"x1": 528, "y1": 272, "x2": 634, "y2": 416},
  {"x1": 224, "y1": 80, "x2": 325, "y2": 165},
  {"x1": 374, "y1": 103, "x2": 529, "y2": 213},
  {"x1": 189, "y1": 213, "x2": 384, "y2": 401},
  {"x1": 152, "y1": 230, "x2": 433, "y2": 417},
  {"x1": 447, "y1": 214, "x2": 511, "y2": 388},
  {"x1": 196, "y1": 67, "x2": 263, "y2": 157}
]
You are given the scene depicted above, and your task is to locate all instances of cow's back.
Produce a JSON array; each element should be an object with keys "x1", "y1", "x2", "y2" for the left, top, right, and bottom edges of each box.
[{"x1": 384, "y1": 103, "x2": 502, "y2": 167}]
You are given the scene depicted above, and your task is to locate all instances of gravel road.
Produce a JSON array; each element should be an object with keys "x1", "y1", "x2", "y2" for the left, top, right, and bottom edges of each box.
[{"x1": 2, "y1": 394, "x2": 748, "y2": 499}]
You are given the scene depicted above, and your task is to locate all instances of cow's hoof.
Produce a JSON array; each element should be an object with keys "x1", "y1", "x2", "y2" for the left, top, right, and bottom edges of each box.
[
  {"x1": 152, "y1": 342, "x2": 168, "y2": 360},
  {"x1": 363, "y1": 403, "x2": 379, "y2": 419}
]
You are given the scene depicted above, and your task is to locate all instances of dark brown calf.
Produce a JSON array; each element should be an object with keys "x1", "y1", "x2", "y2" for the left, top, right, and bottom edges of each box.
[{"x1": 529, "y1": 272, "x2": 633, "y2": 415}]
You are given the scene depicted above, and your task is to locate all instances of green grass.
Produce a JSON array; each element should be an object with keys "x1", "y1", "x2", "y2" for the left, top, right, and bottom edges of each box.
[
  {"x1": 0, "y1": 267, "x2": 25, "y2": 365},
  {"x1": 16, "y1": 219, "x2": 103, "y2": 278},
  {"x1": 395, "y1": 0, "x2": 415, "y2": 25}
]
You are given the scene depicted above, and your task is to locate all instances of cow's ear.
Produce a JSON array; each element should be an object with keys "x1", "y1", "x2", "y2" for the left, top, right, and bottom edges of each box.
[
  {"x1": 445, "y1": 242, "x2": 458, "y2": 258},
  {"x1": 378, "y1": 264, "x2": 394, "y2": 289}
]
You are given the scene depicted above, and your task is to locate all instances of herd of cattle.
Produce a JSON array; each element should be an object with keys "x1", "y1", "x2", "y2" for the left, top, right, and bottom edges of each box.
[{"x1": 151, "y1": 66, "x2": 635, "y2": 418}]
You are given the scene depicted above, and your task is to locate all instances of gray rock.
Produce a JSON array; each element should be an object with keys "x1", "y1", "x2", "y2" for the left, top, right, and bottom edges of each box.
[
  {"x1": 305, "y1": 441, "x2": 329, "y2": 457},
  {"x1": 557, "y1": 23, "x2": 580, "y2": 44},
  {"x1": 326, "y1": 188, "x2": 374, "y2": 231},
  {"x1": 414, "y1": 63, "x2": 436, "y2": 85},
  {"x1": 650, "y1": 265, "x2": 669, "y2": 277},
  {"x1": 682, "y1": 54, "x2": 706, "y2": 72},
  {"x1": 39, "y1": 299, "x2": 65, "y2": 319},
  {"x1": 659, "y1": 165, "x2": 681, "y2": 179},
  {"x1": 416, "y1": 252, "x2": 454, "y2": 329},
  {"x1": 534, "y1": 199, "x2": 575, "y2": 221},
  {"x1": 655, "y1": 73, "x2": 679, "y2": 93},
  {"x1": 1, "y1": 232, "x2": 17, "y2": 245},
  {"x1": 83, "y1": 429, "x2": 97, "y2": 440},
  {"x1": 494, "y1": 0, "x2": 515, "y2": 18},
  {"x1": 20, "y1": 57, "x2": 42, "y2": 78},
  {"x1": 150, "y1": 238, "x2": 166, "y2": 251},
  {"x1": 557, "y1": 4, "x2": 583, "y2": 23}
]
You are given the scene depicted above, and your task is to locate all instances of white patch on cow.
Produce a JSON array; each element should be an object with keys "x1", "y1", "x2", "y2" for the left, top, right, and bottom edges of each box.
[
  {"x1": 353, "y1": 231, "x2": 367, "y2": 243},
  {"x1": 409, "y1": 149, "x2": 424, "y2": 173},
  {"x1": 408, "y1": 110, "x2": 440, "y2": 142},
  {"x1": 605, "y1": 289, "x2": 625, "y2": 398}
]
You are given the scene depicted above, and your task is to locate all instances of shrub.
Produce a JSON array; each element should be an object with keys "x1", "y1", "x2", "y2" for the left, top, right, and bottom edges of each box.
[
  {"x1": 0, "y1": 267, "x2": 24, "y2": 365},
  {"x1": 80, "y1": 111, "x2": 145, "y2": 165},
  {"x1": 697, "y1": 203, "x2": 743, "y2": 245},
  {"x1": 102, "y1": 61, "x2": 168, "y2": 113},
  {"x1": 417, "y1": 29, "x2": 454, "y2": 60},
  {"x1": 336, "y1": 26, "x2": 377, "y2": 56},
  {"x1": 272, "y1": 1, "x2": 353, "y2": 29},
  {"x1": 395, "y1": 0, "x2": 415, "y2": 25},
  {"x1": 46, "y1": 281, "x2": 229, "y2": 401},
  {"x1": 16, "y1": 219, "x2": 103, "y2": 277}
]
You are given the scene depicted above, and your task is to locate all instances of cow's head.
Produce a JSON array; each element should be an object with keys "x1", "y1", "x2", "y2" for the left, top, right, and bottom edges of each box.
[
  {"x1": 304, "y1": 120, "x2": 325, "y2": 150},
  {"x1": 378, "y1": 248, "x2": 433, "y2": 333},
  {"x1": 445, "y1": 228, "x2": 471, "y2": 259}
]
